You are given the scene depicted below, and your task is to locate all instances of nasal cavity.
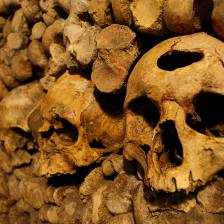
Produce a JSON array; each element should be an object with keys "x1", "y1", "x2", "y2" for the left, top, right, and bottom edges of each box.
[
  {"x1": 160, "y1": 120, "x2": 183, "y2": 166},
  {"x1": 157, "y1": 50, "x2": 204, "y2": 71}
]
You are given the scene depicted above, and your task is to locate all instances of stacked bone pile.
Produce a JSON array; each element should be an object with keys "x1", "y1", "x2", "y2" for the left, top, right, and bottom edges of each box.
[{"x1": 0, "y1": 0, "x2": 224, "y2": 223}]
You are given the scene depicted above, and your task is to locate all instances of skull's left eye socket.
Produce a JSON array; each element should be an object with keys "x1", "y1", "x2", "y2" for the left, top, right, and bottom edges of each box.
[
  {"x1": 128, "y1": 96, "x2": 160, "y2": 128},
  {"x1": 55, "y1": 119, "x2": 79, "y2": 143},
  {"x1": 41, "y1": 118, "x2": 79, "y2": 144},
  {"x1": 187, "y1": 92, "x2": 224, "y2": 137}
]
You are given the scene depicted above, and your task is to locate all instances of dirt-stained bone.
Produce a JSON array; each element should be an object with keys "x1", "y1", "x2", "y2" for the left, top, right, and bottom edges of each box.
[
  {"x1": 28, "y1": 40, "x2": 48, "y2": 69},
  {"x1": 0, "y1": 79, "x2": 8, "y2": 100},
  {"x1": 0, "y1": 81, "x2": 45, "y2": 131},
  {"x1": 91, "y1": 24, "x2": 140, "y2": 93},
  {"x1": 34, "y1": 72, "x2": 125, "y2": 176},
  {"x1": 164, "y1": 0, "x2": 202, "y2": 33},
  {"x1": 31, "y1": 22, "x2": 47, "y2": 40},
  {"x1": 89, "y1": 0, "x2": 112, "y2": 27},
  {"x1": 131, "y1": 0, "x2": 167, "y2": 35},
  {"x1": 0, "y1": 1, "x2": 223, "y2": 223},
  {"x1": 42, "y1": 19, "x2": 65, "y2": 52},
  {"x1": 124, "y1": 32, "x2": 224, "y2": 192},
  {"x1": 11, "y1": 49, "x2": 33, "y2": 82},
  {"x1": 111, "y1": 0, "x2": 132, "y2": 26},
  {"x1": 212, "y1": 0, "x2": 224, "y2": 40},
  {"x1": 64, "y1": 24, "x2": 99, "y2": 68}
]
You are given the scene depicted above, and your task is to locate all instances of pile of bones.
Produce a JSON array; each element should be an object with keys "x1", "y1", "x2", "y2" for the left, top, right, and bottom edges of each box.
[{"x1": 0, "y1": 0, "x2": 224, "y2": 223}]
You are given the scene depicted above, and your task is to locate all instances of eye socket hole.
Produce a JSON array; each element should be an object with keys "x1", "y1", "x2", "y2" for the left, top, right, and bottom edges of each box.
[
  {"x1": 186, "y1": 92, "x2": 224, "y2": 137},
  {"x1": 55, "y1": 118, "x2": 79, "y2": 142},
  {"x1": 128, "y1": 96, "x2": 160, "y2": 128},
  {"x1": 186, "y1": 113, "x2": 206, "y2": 134},
  {"x1": 41, "y1": 119, "x2": 79, "y2": 143},
  {"x1": 157, "y1": 50, "x2": 204, "y2": 71}
]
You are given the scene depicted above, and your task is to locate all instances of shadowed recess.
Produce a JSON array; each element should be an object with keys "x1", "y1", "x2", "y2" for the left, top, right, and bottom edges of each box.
[
  {"x1": 188, "y1": 92, "x2": 224, "y2": 137},
  {"x1": 94, "y1": 88, "x2": 125, "y2": 117},
  {"x1": 140, "y1": 144, "x2": 150, "y2": 154},
  {"x1": 128, "y1": 96, "x2": 160, "y2": 128},
  {"x1": 89, "y1": 139, "x2": 106, "y2": 149},
  {"x1": 55, "y1": 118, "x2": 79, "y2": 143},
  {"x1": 160, "y1": 120, "x2": 183, "y2": 166},
  {"x1": 54, "y1": 5, "x2": 69, "y2": 19},
  {"x1": 157, "y1": 50, "x2": 204, "y2": 71},
  {"x1": 41, "y1": 118, "x2": 79, "y2": 143}
]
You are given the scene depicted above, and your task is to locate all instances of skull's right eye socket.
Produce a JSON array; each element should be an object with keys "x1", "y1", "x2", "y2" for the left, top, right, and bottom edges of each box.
[{"x1": 128, "y1": 96, "x2": 160, "y2": 128}]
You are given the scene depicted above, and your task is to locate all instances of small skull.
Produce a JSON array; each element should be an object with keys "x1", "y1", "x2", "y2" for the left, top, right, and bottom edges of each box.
[
  {"x1": 30, "y1": 72, "x2": 125, "y2": 176},
  {"x1": 124, "y1": 32, "x2": 224, "y2": 192}
]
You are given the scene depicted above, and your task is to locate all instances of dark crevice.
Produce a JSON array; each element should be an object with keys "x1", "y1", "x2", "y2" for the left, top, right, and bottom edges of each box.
[
  {"x1": 89, "y1": 139, "x2": 106, "y2": 149},
  {"x1": 140, "y1": 144, "x2": 150, "y2": 154},
  {"x1": 123, "y1": 158, "x2": 138, "y2": 175},
  {"x1": 160, "y1": 120, "x2": 183, "y2": 166},
  {"x1": 32, "y1": 65, "x2": 44, "y2": 78},
  {"x1": 217, "y1": 169, "x2": 224, "y2": 178},
  {"x1": 54, "y1": 5, "x2": 69, "y2": 19},
  {"x1": 47, "y1": 163, "x2": 99, "y2": 187},
  {"x1": 94, "y1": 88, "x2": 125, "y2": 117},
  {"x1": 54, "y1": 34, "x2": 64, "y2": 46},
  {"x1": 197, "y1": 0, "x2": 214, "y2": 30},
  {"x1": 128, "y1": 96, "x2": 160, "y2": 128},
  {"x1": 41, "y1": 126, "x2": 54, "y2": 139},
  {"x1": 157, "y1": 50, "x2": 204, "y2": 71},
  {"x1": 0, "y1": 4, "x2": 20, "y2": 18},
  {"x1": 11, "y1": 127, "x2": 33, "y2": 140},
  {"x1": 78, "y1": 12, "x2": 94, "y2": 25}
]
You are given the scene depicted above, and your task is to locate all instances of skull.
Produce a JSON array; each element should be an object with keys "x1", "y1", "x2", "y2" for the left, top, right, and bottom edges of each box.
[
  {"x1": 124, "y1": 32, "x2": 224, "y2": 193},
  {"x1": 30, "y1": 72, "x2": 125, "y2": 176}
]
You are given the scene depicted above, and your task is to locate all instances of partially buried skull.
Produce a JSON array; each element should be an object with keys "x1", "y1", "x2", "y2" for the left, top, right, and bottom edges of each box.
[
  {"x1": 30, "y1": 72, "x2": 125, "y2": 176},
  {"x1": 124, "y1": 32, "x2": 224, "y2": 193}
]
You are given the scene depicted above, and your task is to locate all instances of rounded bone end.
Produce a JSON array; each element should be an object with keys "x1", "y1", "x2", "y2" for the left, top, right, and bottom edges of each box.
[
  {"x1": 91, "y1": 64, "x2": 126, "y2": 93},
  {"x1": 212, "y1": 0, "x2": 224, "y2": 40},
  {"x1": 164, "y1": 0, "x2": 202, "y2": 34},
  {"x1": 131, "y1": 0, "x2": 167, "y2": 35},
  {"x1": 91, "y1": 24, "x2": 139, "y2": 93},
  {"x1": 111, "y1": 0, "x2": 132, "y2": 26}
]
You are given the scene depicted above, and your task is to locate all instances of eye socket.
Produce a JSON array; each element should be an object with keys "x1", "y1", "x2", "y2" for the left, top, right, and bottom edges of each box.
[
  {"x1": 128, "y1": 96, "x2": 160, "y2": 128},
  {"x1": 157, "y1": 50, "x2": 204, "y2": 71},
  {"x1": 186, "y1": 92, "x2": 224, "y2": 137},
  {"x1": 55, "y1": 118, "x2": 79, "y2": 142},
  {"x1": 41, "y1": 118, "x2": 79, "y2": 144}
]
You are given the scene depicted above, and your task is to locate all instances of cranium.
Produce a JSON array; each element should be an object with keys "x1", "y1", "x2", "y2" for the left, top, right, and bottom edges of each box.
[
  {"x1": 31, "y1": 72, "x2": 125, "y2": 176},
  {"x1": 124, "y1": 32, "x2": 224, "y2": 192}
]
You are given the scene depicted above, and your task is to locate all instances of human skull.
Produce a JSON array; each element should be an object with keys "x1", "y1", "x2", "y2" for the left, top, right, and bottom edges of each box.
[
  {"x1": 124, "y1": 32, "x2": 224, "y2": 193},
  {"x1": 30, "y1": 72, "x2": 125, "y2": 176}
]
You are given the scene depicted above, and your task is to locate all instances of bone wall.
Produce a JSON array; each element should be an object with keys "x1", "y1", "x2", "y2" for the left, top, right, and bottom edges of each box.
[{"x1": 0, "y1": 0, "x2": 224, "y2": 224}]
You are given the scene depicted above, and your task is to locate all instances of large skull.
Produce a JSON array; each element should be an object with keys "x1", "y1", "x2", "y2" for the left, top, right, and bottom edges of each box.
[
  {"x1": 30, "y1": 72, "x2": 125, "y2": 176},
  {"x1": 124, "y1": 32, "x2": 224, "y2": 193}
]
